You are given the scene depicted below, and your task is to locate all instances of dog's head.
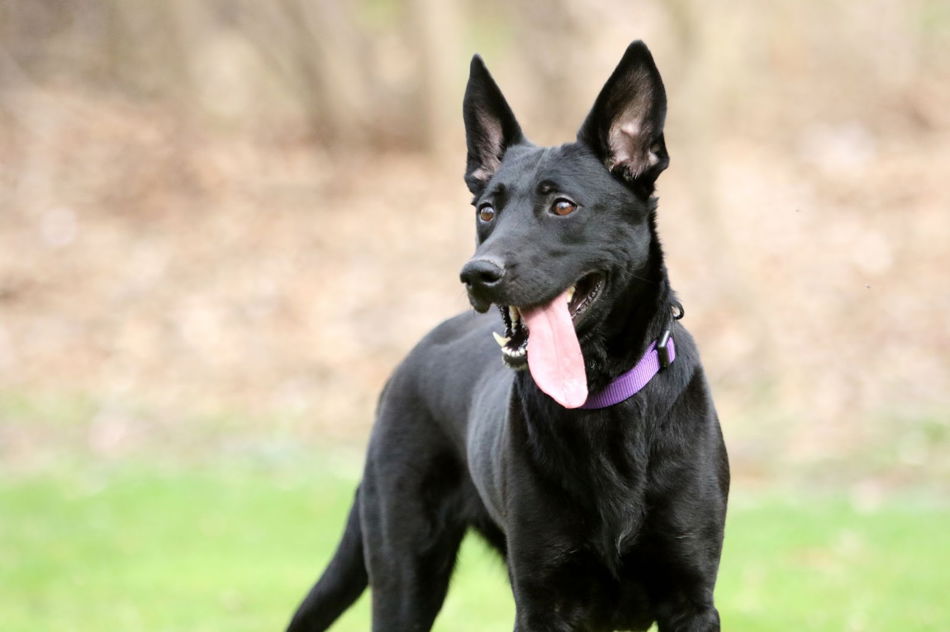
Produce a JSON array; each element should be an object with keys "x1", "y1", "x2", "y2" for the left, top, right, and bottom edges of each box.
[{"x1": 459, "y1": 41, "x2": 670, "y2": 408}]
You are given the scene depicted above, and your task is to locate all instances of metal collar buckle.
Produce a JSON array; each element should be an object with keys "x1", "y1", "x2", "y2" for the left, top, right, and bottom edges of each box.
[{"x1": 657, "y1": 327, "x2": 672, "y2": 370}]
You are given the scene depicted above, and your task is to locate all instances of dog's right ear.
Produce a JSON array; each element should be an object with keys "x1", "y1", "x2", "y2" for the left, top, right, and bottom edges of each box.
[{"x1": 463, "y1": 55, "x2": 525, "y2": 195}]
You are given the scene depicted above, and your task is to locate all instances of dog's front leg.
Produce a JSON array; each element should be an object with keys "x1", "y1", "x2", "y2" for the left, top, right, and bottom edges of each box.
[
  {"x1": 510, "y1": 572, "x2": 592, "y2": 632},
  {"x1": 506, "y1": 518, "x2": 602, "y2": 631},
  {"x1": 654, "y1": 600, "x2": 721, "y2": 632}
]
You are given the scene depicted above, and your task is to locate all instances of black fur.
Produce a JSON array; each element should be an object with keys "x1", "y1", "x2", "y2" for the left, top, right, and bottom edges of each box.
[{"x1": 287, "y1": 41, "x2": 729, "y2": 632}]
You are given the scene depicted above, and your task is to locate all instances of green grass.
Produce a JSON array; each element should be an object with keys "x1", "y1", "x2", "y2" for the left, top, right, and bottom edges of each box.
[{"x1": 1, "y1": 460, "x2": 946, "y2": 631}]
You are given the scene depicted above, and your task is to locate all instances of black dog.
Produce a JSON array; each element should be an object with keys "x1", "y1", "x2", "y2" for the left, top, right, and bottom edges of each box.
[{"x1": 287, "y1": 41, "x2": 729, "y2": 632}]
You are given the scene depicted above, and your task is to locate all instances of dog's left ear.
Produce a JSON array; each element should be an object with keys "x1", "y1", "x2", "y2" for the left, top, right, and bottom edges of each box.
[
  {"x1": 577, "y1": 41, "x2": 669, "y2": 197},
  {"x1": 463, "y1": 55, "x2": 525, "y2": 195}
]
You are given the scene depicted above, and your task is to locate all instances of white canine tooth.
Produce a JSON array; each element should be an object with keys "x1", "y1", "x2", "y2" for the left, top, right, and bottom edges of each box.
[
  {"x1": 566, "y1": 285, "x2": 576, "y2": 303},
  {"x1": 509, "y1": 306, "x2": 520, "y2": 325},
  {"x1": 492, "y1": 331, "x2": 510, "y2": 347}
]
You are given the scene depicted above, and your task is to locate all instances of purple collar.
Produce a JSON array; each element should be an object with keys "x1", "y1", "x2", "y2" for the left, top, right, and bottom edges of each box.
[{"x1": 580, "y1": 329, "x2": 676, "y2": 409}]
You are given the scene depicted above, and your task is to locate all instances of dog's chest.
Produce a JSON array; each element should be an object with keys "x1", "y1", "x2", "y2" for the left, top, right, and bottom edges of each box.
[{"x1": 465, "y1": 379, "x2": 515, "y2": 528}]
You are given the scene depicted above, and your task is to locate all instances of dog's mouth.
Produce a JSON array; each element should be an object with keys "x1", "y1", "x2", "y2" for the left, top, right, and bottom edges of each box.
[
  {"x1": 494, "y1": 272, "x2": 605, "y2": 368},
  {"x1": 490, "y1": 271, "x2": 605, "y2": 408}
]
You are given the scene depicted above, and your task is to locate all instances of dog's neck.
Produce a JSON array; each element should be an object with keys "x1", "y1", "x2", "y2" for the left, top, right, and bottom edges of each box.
[{"x1": 586, "y1": 211, "x2": 677, "y2": 394}]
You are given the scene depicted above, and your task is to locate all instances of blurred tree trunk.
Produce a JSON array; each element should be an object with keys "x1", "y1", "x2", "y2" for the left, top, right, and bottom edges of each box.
[
  {"x1": 237, "y1": 0, "x2": 370, "y2": 146},
  {"x1": 297, "y1": 0, "x2": 370, "y2": 146},
  {"x1": 101, "y1": 0, "x2": 191, "y2": 98},
  {"x1": 407, "y1": 0, "x2": 463, "y2": 156},
  {"x1": 508, "y1": 0, "x2": 583, "y2": 134}
]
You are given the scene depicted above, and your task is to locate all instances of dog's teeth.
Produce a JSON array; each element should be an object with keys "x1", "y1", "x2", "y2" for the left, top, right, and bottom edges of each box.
[
  {"x1": 509, "y1": 306, "x2": 521, "y2": 325},
  {"x1": 566, "y1": 285, "x2": 576, "y2": 303},
  {"x1": 492, "y1": 331, "x2": 510, "y2": 347},
  {"x1": 502, "y1": 346, "x2": 526, "y2": 358}
]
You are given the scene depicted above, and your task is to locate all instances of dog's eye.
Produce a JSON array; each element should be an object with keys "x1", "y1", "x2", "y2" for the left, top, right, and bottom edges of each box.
[
  {"x1": 478, "y1": 204, "x2": 496, "y2": 222},
  {"x1": 551, "y1": 198, "x2": 578, "y2": 216}
]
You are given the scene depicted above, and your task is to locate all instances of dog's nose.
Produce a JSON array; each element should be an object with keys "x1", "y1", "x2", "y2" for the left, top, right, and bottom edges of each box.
[
  {"x1": 460, "y1": 258, "x2": 506, "y2": 313},
  {"x1": 460, "y1": 258, "x2": 505, "y2": 289}
]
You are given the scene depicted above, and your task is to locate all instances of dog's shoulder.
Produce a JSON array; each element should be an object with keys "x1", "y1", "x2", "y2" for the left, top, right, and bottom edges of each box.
[{"x1": 386, "y1": 309, "x2": 503, "y2": 398}]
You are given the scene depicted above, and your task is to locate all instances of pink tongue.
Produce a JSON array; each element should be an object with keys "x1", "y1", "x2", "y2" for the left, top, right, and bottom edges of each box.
[{"x1": 522, "y1": 290, "x2": 588, "y2": 408}]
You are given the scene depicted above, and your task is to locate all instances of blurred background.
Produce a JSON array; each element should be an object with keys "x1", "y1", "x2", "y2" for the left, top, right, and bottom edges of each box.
[{"x1": 1, "y1": 1, "x2": 948, "y2": 630}]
